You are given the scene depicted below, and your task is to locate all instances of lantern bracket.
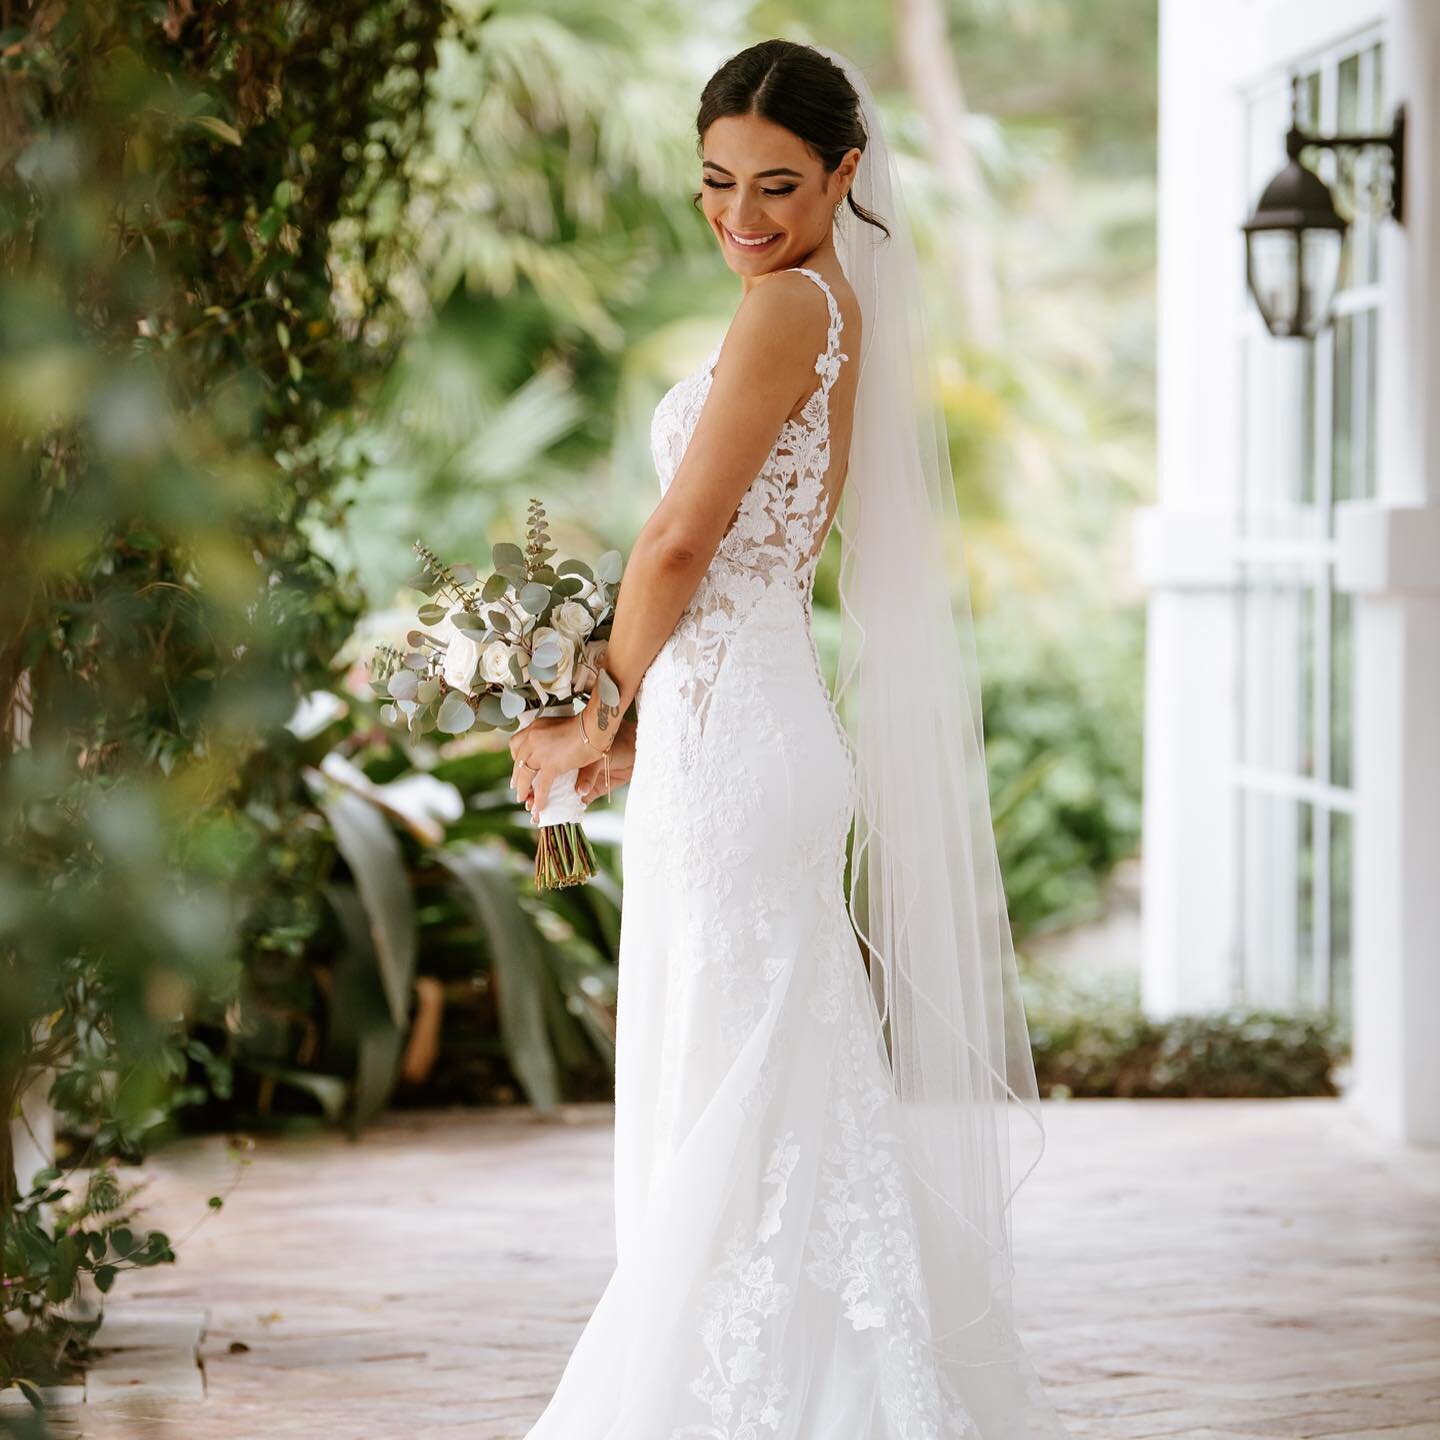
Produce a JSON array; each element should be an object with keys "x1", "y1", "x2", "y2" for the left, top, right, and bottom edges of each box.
[{"x1": 1284, "y1": 75, "x2": 1406, "y2": 226}]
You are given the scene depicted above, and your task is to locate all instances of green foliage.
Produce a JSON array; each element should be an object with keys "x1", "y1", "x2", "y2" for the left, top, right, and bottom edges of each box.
[
  {"x1": 1025, "y1": 971, "x2": 1344, "y2": 1099},
  {"x1": 1, "y1": 1161, "x2": 174, "y2": 1395},
  {"x1": 979, "y1": 606, "x2": 1144, "y2": 942},
  {"x1": 0, "y1": 0, "x2": 446, "y2": 1391}
]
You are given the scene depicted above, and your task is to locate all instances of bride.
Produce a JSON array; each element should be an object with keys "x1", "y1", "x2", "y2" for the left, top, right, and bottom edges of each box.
[{"x1": 508, "y1": 38, "x2": 1069, "y2": 1440}]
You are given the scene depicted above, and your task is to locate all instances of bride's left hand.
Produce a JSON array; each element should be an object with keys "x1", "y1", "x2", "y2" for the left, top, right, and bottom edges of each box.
[{"x1": 508, "y1": 712, "x2": 594, "y2": 822}]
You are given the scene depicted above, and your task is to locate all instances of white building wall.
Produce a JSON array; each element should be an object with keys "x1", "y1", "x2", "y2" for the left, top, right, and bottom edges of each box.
[{"x1": 1143, "y1": 0, "x2": 1439, "y2": 1142}]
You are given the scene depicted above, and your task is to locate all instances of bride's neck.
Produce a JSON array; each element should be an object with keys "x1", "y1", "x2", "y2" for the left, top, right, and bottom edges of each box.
[{"x1": 741, "y1": 236, "x2": 838, "y2": 296}]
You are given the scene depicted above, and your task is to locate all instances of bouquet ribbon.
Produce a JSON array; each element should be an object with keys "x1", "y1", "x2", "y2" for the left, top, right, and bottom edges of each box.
[{"x1": 514, "y1": 706, "x2": 588, "y2": 827}]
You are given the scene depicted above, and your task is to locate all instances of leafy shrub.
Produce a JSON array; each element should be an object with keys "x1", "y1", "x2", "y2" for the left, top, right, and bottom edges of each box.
[
  {"x1": 1024, "y1": 971, "x2": 1344, "y2": 1098},
  {"x1": 979, "y1": 607, "x2": 1144, "y2": 942}
]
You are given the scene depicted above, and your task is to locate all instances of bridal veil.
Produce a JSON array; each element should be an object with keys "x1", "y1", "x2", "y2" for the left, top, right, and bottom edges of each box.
[{"x1": 821, "y1": 46, "x2": 1067, "y2": 1435}]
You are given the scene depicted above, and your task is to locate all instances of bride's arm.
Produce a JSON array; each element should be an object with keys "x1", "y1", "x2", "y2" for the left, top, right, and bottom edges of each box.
[
  {"x1": 581, "y1": 274, "x2": 830, "y2": 741},
  {"x1": 509, "y1": 273, "x2": 830, "y2": 811}
]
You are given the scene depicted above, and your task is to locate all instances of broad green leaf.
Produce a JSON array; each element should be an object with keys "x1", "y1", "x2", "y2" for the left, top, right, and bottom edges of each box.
[
  {"x1": 314, "y1": 787, "x2": 416, "y2": 1028},
  {"x1": 492, "y1": 541, "x2": 524, "y2": 569},
  {"x1": 438, "y1": 846, "x2": 561, "y2": 1111},
  {"x1": 191, "y1": 115, "x2": 242, "y2": 146},
  {"x1": 518, "y1": 581, "x2": 551, "y2": 614},
  {"x1": 437, "y1": 693, "x2": 476, "y2": 734}
]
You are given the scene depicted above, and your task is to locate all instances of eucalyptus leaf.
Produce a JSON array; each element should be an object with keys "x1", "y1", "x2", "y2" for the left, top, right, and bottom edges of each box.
[
  {"x1": 477, "y1": 693, "x2": 507, "y2": 727},
  {"x1": 482, "y1": 572, "x2": 508, "y2": 602},
  {"x1": 417, "y1": 602, "x2": 447, "y2": 626},
  {"x1": 387, "y1": 671, "x2": 419, "y2": 702},
  {"x1": 519, "y1": 581, "x2": 551, "y2": 615},
  {"x1": 552, "y1": 576, "x2": 584, "y2": 598},
  {"x1": 598, "y1": 668, "x2": 621, "y2": 706},
  {"x1": 557, "y1": 559, "x2": 593, "y2": 581},
  {"x1": 500, "y1": 688, "x2": 527, "y2": 718},
  {"x1": 437, "y1": 693, "x2": 477, "y2": 735},
  {"x1": 492, "y1": 541, "x2": 525, "y2": 569},
  {"x1": 488, "y1": 607, "x2": 513, "y2": 635},
  {"x1": 595, "y1": 550, "x2": 623, "y2": 583},
  {"x1": 451, "y1": 563, "x2": 477, "y2": 585}
]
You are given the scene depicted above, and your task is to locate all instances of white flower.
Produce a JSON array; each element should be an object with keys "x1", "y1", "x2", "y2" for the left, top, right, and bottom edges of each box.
[
  {"x1": 527, "y1": 625, "x2": 577, "y2": 701},
  {"x1": 845, "y1": 1300, "x2": 887, "y2": 1331},
  {"x1": 572, "y1": 638, "x2": 607, "y2": 697},
  {"x1": 551, "y1": 598, "x2": 595, "y2": 645},
  {"x1": 441, "y1": 610, "x2": 480, "y2": 696},
  {"x1": 479, "y1": 640, "x2": 518, "y2": 687},
  {"x1": 568, "y1": 573, "x2": 610, "y2": 617}
]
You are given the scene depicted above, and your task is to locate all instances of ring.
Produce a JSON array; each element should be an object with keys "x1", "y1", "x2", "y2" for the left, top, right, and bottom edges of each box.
[{"x1": 517, "y1": 759, "x2": 535, "y2": 772}]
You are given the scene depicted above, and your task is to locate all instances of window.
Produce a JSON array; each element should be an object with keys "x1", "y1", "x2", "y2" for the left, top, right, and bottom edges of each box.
[{"x1": 1234, "y1": 35, "x2": 1384, "y2": 1031}]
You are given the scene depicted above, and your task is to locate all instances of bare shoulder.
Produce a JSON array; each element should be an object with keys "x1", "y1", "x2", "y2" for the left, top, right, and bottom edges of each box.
[{"x1": 713, "y1": 268, "x2": 837, "y2": 385}]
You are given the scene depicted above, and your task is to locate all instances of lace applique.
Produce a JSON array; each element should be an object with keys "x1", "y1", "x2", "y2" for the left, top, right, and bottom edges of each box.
[
  {"x1": 679, "y1": 1135, "x2": 801, "y2": 1438},
  {"x1": 644, "y1": 267, "x2": 850, "y2": 749},
  {"x1": 803, "y1": 999, "x2": 982, "y2": 1439}
]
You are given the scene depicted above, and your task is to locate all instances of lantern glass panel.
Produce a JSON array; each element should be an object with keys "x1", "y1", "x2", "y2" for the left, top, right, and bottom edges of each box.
[
  {"x1": 1297, "y1": 228, "x2": 1343, "y2": 336},
  {"x1": 1249, "y1": 229, "x2": 1300, "y2": 332}
]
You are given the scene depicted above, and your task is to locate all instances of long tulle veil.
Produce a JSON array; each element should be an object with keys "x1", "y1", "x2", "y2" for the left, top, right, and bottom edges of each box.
[{"x1": 821, "y1": 45, "x2": 1071, "y2": 1435}]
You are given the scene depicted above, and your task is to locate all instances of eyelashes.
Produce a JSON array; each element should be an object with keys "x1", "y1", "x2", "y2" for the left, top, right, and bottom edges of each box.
[{"x1": 702, "y1": 178, "x2": 798, "y2": 197}]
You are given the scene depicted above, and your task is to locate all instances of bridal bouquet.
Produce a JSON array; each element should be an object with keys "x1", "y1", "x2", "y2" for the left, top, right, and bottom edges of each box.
[{"x1": 369, "y1": 499, "x2": 624, "y2": 890}]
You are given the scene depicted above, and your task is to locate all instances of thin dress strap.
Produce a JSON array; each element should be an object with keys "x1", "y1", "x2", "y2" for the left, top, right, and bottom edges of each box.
[{"x1": 786, "y1": 266, "x2": 847, "y2": 395}]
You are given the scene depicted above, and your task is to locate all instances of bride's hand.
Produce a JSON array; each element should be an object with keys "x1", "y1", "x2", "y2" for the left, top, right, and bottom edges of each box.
[
  {"x1": 576, "y1": 719, "x2": 637, "y2": 804},
  {"x1": 508, "y1": 712, "x2": 594, "y2": 822}
]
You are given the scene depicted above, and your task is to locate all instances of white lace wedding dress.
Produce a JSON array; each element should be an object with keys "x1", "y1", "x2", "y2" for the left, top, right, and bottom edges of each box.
[{"x1": 522, "y1": 267, "x2": 1011, "y2": 1439}]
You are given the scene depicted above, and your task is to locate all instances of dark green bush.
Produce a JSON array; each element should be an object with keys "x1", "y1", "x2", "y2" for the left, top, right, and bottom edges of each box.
[{"x1": 1025, "y1": 972, "x2": 1344, "y2": 1098}]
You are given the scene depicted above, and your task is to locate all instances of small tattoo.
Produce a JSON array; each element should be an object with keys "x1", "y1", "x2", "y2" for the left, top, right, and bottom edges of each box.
[{"x1": 597, "y1": 700, "x2": 620, "y2": 733}]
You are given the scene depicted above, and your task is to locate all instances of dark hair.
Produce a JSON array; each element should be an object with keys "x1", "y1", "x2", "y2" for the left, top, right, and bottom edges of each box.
[{"x1": 692, "y1": 40, "x2": 891, "y2": 238}]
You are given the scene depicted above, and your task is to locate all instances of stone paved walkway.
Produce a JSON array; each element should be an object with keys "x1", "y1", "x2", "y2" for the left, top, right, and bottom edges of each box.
[{"x1": 51, "y1": 1099, "x2": 1440, "y2": 1440}]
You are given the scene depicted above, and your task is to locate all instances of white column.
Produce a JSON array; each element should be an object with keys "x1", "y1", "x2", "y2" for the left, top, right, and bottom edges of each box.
[
  {"x1": 1340, "y1": 0, "x2": 1440, "y2": 1145},
  {"x1": 1139, "y1": 0, "x2": 1248, "y2": 1017}
]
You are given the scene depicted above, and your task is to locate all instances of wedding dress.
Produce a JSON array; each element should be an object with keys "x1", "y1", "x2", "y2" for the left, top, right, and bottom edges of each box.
[{"x1": 520, "y1": 266, "x2": 1058, "y2": 1440}]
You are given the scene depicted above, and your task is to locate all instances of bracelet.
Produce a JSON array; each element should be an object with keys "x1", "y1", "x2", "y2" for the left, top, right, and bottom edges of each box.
[
  {"x1": 579, "y1": 663, "x2": 623, "y2": 756},
  {"x1": 578, "y1": 702, "x2": 612, "y2": 755}
]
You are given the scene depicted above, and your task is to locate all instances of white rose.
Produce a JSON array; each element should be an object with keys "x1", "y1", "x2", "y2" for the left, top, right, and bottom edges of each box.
[
  {"x1": 441, "y1": 610, "x2": 480, "y2": 696},
  {"x1": 479, "y1": 640, "x2": 518, "y2": 687},
  {"x1": 572, "y1": 639, "x2": 607, "y2": 696},
  {"x1": 551, "y1": 599, "x2": 595, "y2": 645},
  {"x1": 527, "y1": 625, "x2": 577, "y2": 702}
]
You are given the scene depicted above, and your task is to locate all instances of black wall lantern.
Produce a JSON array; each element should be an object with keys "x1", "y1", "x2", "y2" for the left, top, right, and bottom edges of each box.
[{"x1": 1242, "y1": 76, "x2": 1406, "y2": 339}]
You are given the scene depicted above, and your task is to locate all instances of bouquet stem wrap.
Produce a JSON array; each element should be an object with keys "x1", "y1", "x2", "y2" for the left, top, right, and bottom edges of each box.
[{"x1": 514, "y1": 706, "x2": 596, "y2": 888}]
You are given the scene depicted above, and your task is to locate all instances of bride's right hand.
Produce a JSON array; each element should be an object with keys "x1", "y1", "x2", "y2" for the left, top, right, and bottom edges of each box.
[{"x1": 576, "y1": 717, "x2": 637, "y2": 804}]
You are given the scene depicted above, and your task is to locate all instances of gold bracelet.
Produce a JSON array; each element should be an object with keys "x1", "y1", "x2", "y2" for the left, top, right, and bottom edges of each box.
[{"x1": 578, "y1": 703, "x2": 610, "y2": 755}]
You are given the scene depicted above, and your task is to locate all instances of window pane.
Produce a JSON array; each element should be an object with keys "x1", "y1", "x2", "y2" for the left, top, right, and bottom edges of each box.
[
  {"x1": 1239, "y1": 567, "x2": 1313, "y2": 778},
  {"x1": 1330, "y1": 810, "x2": 1354, "y2": 1035},
  {"x1": 1337, "y1": 54, "x2": 1360, "y2": 293},
  {"x1": 1331, "y1": 589, "x2": 1353, "y2": 788},
  {"x1": 1239, "y1": 791, "x2": 1310, "y2": 1008},
  {"x1": 1363, "y1": 307, "x2": 1379, "y2": 499},
  {"x1": 1332, "y1": 311, "x2": 1354, "y2": 509}
]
